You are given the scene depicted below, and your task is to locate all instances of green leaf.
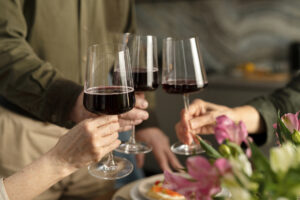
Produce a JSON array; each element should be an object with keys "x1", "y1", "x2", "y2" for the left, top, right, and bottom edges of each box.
[
  {"x1": 196, "y1": 135, "x2": 222, "y2": 159},
  {"x1": 226, "y1": 141, "x2": 244, "y2": 156},
  {"x1": 249, "y1": 141, "x2": 276, "y2": 181},
  {"x1": 275, "y1": 112, "x2": 285, "y2": 145}
]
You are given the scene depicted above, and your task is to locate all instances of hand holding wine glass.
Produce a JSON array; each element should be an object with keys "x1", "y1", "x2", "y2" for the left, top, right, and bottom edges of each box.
[
  {"x1": 116, "y1": 34, "x2": 159, "y2": 154},
  {"x1": 162, "y1": 36, "x2": 208, "y2": 155},
  {"x1": 83, "y1": 43, "x2": 134, "y2": 179}
]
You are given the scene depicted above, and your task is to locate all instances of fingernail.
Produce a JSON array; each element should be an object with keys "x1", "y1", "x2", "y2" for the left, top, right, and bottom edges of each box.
[{"x1": 143, "y1": 112, "x2": 149, "y2": 119}]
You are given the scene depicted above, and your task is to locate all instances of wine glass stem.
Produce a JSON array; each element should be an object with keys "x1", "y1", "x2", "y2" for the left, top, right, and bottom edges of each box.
[
  {"x1": 128, "y1": 125, "x2": 136, "y2": 145},
  {"x1": 183, "y1": 93, "x2": 196, "y2": 146},
  {"x1": 105, "y1": 152, "x2": 117, "y2": 168}
]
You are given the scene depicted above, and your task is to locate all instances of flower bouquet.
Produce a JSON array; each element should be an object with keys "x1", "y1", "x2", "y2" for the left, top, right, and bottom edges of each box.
[{"x1": 163, "y1": 113, "x2": 300, "y2": 200}]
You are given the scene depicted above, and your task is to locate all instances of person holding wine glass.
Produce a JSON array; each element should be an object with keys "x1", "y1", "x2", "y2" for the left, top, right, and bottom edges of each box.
[
  {"x1": 1, "y1": 115, "x2": 121, "y2": 200},
  {"x1": 0, "y1": 1, "x2": 183, "y2": 198},
  {"x1": 0, "y1": 1, "x2": 158, "y2": 199},
  {"x1": 116, "y1": 34, "x2": 159, "y2": 154},
  {"x1": 83, "y1": 42, "x2": 137, "y2": 180},
  {"x1": 162, "y1": 36, "x2": 208, "y2": 155}
]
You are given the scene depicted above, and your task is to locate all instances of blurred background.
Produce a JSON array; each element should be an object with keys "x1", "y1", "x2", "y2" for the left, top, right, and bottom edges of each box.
[{"x1": 134, "y1": 0, "x2": 300, "y2": 175}]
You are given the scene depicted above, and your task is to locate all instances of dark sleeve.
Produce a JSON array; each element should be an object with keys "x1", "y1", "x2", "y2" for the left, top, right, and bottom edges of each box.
[
  {"x1": 246, "y1": 74, "x2": 300, "y2": 146},
  {"x1": 0, "y1": 0, "x2": 82, "y2": 127}
]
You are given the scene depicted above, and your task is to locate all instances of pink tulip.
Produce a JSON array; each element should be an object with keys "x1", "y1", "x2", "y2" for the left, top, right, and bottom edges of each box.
[
  {"x1": 163, "y1": 156, "x2": 231, "y2": 200},
  {"x1": 281, "y1": 112, "x2": 300, "y2": 133},
  {"x1": 214, "y1": 115, "x2": 248, "y2": 145}
]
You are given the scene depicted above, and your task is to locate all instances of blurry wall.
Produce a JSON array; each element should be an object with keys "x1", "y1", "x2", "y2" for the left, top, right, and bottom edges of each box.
[{"x1": 135, "y1": 0, "x2": 300, "y2": 73}]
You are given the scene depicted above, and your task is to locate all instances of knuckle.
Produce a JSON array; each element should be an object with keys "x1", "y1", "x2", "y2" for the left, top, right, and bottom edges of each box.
[
  {"x1": 95, "y1": 149, "x2": 103, "y2": 161},
  {"x1": 104, "y1": 115, "x2": 111, "y2": 122},
  {"x1": 193, "y1": 99, "x2": 201, "y2": 104},
  {"x1": 91, "y1": 147, "x2": 101, "y2": 161},
  {"x1": 82, "y1": 122, "x2": 93, "y2": 132},
  {"x1": 112, "y1": 132, "x2": 119, "y2": 140}
]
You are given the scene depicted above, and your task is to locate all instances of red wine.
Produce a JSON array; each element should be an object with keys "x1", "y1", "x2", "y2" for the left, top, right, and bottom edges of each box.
[
  {"x1": 132, "y1": 68, "x2": 159, "y2": 91},
  {"x1": 162, "y1": 80, "x2": 208, "y2": 94},
  {"x1": 83, "y1": 86, "x2": 135, "y2": 115}
]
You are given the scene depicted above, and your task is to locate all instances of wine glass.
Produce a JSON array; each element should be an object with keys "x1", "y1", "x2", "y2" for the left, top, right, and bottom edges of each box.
[
  {"x1": 83, "y1": 43, "x2": 134, "y2": 179},
  {"x1": 162, "y1": 36, "x2": 208, "y2": 155},
  {"x1": 115, "y1": 34, "x2": 159, "y2": 154}
]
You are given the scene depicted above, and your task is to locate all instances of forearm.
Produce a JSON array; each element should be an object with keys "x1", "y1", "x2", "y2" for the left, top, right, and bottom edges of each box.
[
  {"x1": 3, "y1": 150, "x2": 75, "y2": 200},
  {"x1": 233, "y1": 105, "x2": 265, "y2": 134}
]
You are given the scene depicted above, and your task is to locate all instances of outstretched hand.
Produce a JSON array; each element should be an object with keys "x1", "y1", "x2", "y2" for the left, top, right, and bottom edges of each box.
[
  {"x1": 175, "y1": 99, "x2": 236, "y2": 145},
  {"x1": 135, "y1": 127, "x2": 183, "y2": 172}
]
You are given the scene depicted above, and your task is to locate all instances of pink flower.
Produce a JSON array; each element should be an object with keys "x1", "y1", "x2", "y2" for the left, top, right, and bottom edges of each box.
[
  {"x1": 214, "y1": 115, "x2": 248, "y2": 145},
  {"x1": 163, "y1": 156, "x2": 231, "y2": 200},
  {"x1": 281, "y1": 112, "x2": 300, "y2": 133},
  {"x1": 273, "y1": 112, "x2": 300, "y2": 145}
]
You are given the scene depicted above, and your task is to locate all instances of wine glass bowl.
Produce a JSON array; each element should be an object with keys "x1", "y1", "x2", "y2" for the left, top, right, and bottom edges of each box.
[
  {"x1": 84, "y1": 43, "x2": 134, "y2": 179},
  {"x1": 162, "y1": 36, "x2": 208, "y2": 155}
]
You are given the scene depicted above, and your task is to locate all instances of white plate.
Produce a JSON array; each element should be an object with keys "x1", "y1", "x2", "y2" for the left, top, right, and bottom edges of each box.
[
  {"x1": 130, "y1": 182, "x2": 148, "y2": 200},
  {"x1": 134, "y1": 173, "x2": 231, "y2": 200},
  {"x1": 138, "y1": 174, "x2": 165, "y2": 200}
]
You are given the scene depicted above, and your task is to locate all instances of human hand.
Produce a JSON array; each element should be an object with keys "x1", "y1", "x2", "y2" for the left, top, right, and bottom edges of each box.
[
  {"x1": 48, "y1": 115, "x2": 120, "y2": 175},
  {"x1": 175, "y1": 99, "x2": 236, "y2": 145},
  {"x1": 118, "y1": 92, "x2": 149, "y2": 132},
  {"x1": 135, "y1": 127, "x2": 183, "y2": 172},
  {"x1": 70, "y1": 92, "x2": 149, "y2": 132}
]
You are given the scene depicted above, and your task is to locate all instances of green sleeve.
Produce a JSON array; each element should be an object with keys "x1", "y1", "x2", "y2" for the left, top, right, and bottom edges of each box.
[
  {"x1": 0, "y1": 1, "x2": 82, "y2": 127},
  {"x1": 247, "y1": 74, "x2": 300, "y2": 147},
  {"x1": 124, "y1": 0, "x2": 137, "y2": 33}
]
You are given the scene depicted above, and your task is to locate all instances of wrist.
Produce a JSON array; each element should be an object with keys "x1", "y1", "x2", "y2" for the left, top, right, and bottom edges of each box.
[
  {"x1": 233, "y1": 105, "x2": 263, "y2": 133},
  {"x1": 45, "y1": 148, "x2": 77, "y2": 178}
]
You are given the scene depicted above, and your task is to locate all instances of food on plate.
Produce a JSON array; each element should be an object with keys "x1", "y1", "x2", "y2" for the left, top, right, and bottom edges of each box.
[{"x1": 147, "y1": 180, "x2": 186, "y2": 200}]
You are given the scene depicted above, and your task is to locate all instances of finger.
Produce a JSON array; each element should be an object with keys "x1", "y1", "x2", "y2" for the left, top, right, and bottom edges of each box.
[
  {"x1": 189, "y1": 113, "x2": 215, "y2": 130},
  {"x1": 118, "y1": 125, "x2": 134, "y2": 132},
  {"x1": 180, "y1": 109, "x2": 191, "y2": 130},
  {"x1": 118, "y1": 118, "x2": 143, "y2": 127},
  {"x1": 89, "y1": 115, "x2": 118, "y2": 128},
  {"x1": 119, "y1": 108, "x2": 149, "y2": 121},
  {"x1": 95, "y1": 122, "x2": 120, "y2": 137},
  {"x1": 165, "y1": 148, "x2": 184, "y2": 170},
  {"x1": 100, "y1": 139, "x2": 121, "y2": 157},
  {"x1": 135, "y1": 154, "x2": 145, "y2": 168},
  {"x1": 135, "y1": 92, "x2": 145, "y2": 99},
  {"x1": 135, "y1": 94, "x2": 148, "y2": 109},
  {"x1": 154, "y1": 151, "x2": 172, "y2": 172},
  {"x1": 189, "y1": 99, "x2": 220, "y2": 116},
  {"x1": 190, "y1": 125, "x2": 215, "y2": 135},
  {"x1": 96, "y1": 132, "x2": 119, "y2": 147},
  {"x1": 175, "y1": 122, "x2": 193, "y2": 144}
]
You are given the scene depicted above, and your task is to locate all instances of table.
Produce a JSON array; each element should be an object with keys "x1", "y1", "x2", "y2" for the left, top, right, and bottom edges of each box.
[{"x1": 112, "y1": 179, "x2": 143, "y2": 200}]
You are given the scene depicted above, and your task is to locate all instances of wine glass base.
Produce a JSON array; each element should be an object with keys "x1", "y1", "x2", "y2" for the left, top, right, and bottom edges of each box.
[
  {"x1": 171, "y1": 142, "x2": 205, "y2": 156},
  {"x1": 88, "y1": 156, "x2": 133, "y2": 180},
  {"x1": 115, "y1": 142, "x2": 152, "y2": 154}
]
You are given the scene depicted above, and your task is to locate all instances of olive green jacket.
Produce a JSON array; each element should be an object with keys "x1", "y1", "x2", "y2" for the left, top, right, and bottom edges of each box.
[
  {"x1": 0, "y1": 0, "x2": 136, "y2": 127},
  {"x1": 248, "y1": 74, "x2": 300, "y2": 151}
]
